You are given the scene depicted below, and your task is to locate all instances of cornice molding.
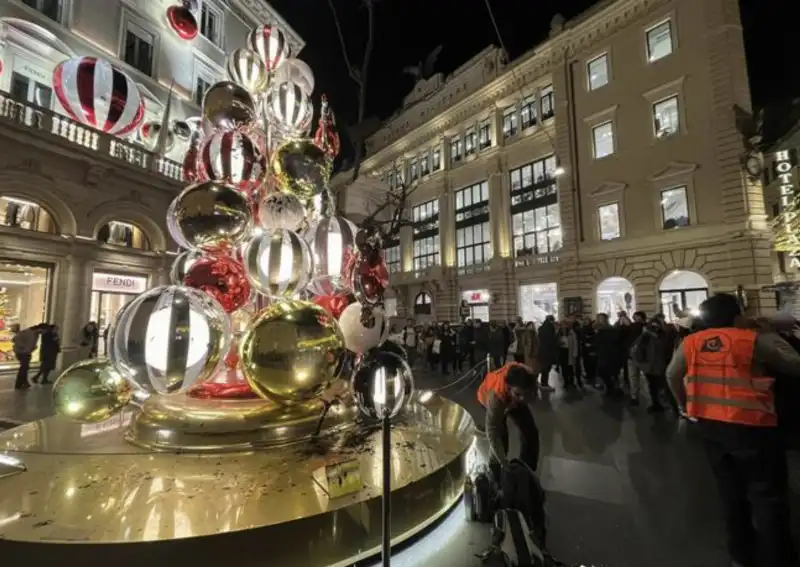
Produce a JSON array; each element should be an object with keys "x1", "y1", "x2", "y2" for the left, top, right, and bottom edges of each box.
[
  {"x1": 589, "y1": 181, "x2": 627, "y2": 198},
  {"x1": 363, "y1": 0, "x2": 671, "y2": 168},
  {"x1": 648, "y1": 161, "x2": 698, "y2": 182}
]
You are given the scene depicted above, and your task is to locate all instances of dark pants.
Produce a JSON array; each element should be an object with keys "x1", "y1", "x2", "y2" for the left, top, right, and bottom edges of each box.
[
  {"x1": 558, "y1": 349, "x2": 575, "y2": 387},
  {"x1": 489, "y1": 404, "x2": 541, "y2": 481},
  {"x1": 583, "y1": 355, "x2": 597, "y2": 384},
  {"x1": 539, "y1": 363, "x2": 553, "y2": 387},
  {"x1": 644, "y1": 373, "x2": 678, "y2": 411},
  {"x1": 698, "y1": 421, "x2": 798, "y2": 567},
  {"x1": 492, "y1": 355, "x2": 504, "y2": 371},
  {"x1": 14, "y1": 354, "x2": 31, "y2": 389},
  {"x1": 598, "y1": 363, "x2": 619, "y2": 392}
]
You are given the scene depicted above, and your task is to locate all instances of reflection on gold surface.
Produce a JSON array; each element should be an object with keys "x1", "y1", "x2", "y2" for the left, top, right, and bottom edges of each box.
[
  {"x1": 0, "y1": 395, "x2": 473, "y2": 567},
  {"x1": 52, "y1": 359, "x2": 131, "y2": 423}
]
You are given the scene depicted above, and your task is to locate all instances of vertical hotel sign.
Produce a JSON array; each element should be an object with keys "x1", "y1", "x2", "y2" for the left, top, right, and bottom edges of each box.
[{"x1": 774, "y1": 150, "x2": 800, "y2": 267}]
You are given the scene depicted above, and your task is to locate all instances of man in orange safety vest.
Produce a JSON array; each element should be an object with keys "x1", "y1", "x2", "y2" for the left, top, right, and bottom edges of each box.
[{"x1": 667, "y1": 293, "x2": 799, "y2": 567}]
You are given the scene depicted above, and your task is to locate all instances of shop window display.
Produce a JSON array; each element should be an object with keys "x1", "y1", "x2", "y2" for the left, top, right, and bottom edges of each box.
[
  {"x1": 0, "y1": 196, "x2": 58, "y2": 233},
  {"x1": 518, "y1": 283, "x2": 558, "y2": 324},
  {"x1": 97, "y1": 221, "x2": 152, "y2": 250},
  {"x1": 0, "y1": 261, "x2": 52, "y2": 368}
]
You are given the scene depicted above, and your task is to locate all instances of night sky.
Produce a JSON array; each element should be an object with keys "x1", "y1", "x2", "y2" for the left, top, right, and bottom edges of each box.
[{"x1": 269, "y1": 0, "x2": 798, "y2": 151}]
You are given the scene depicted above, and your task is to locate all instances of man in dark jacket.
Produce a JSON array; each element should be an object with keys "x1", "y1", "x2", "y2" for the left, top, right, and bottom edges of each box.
[
  {"x1": 595, "y1": 313, "x2": 623, "y2": 396},
  {"x1": 537, "y1": 316, "x2": 558, "y2": 391}
]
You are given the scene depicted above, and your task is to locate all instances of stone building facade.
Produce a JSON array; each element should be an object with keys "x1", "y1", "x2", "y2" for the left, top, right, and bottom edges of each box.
[
  {"x1": 337, "y1": 0, "x2": 772, "y2": 325},
  {"x1": 0, "y1": 0, "x2": 301, "y2": 372}
]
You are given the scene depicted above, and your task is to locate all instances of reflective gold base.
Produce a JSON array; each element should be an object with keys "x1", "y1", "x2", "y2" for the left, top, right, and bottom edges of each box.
[
  {"x1": 0, "y1": 394, "x2": 475, "y2": 567},
  {"x1": 127, "y1": 393, "x2": 360, "y2": 452}
]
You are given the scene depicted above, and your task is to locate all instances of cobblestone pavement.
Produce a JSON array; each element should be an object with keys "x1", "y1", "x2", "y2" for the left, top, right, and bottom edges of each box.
[{"x1": 1, "y1": 365, "x2": 798, "y2": 567}]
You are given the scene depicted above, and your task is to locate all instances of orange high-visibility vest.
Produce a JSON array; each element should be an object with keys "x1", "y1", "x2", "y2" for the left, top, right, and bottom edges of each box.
[
  {"x1": 683, "y1": 328, "x2": 777, "y2": 427},
  {"x1": 477, "y1": 362, "x2": 528, "y2": 408}
]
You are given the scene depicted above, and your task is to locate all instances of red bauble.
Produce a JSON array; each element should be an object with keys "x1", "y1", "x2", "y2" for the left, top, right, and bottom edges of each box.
[
  {"x1": 167, "y1": 4, "x2": 198, "y2": 40},
  {"x1": 188, "y1": 368, "x2": 258, "y2": 400},
  {"x1": 184, "y1": 256, "x2": 250, "y2": 313},
  {"x1": 224, "y1": 339, "x2": 240, "y2": 370},
  {"x1": 313, "y1": 294, "x2": 352, "y2": 319},
  {"x1": 358, "y1": 252, "x2": 389, "y2": 289}
]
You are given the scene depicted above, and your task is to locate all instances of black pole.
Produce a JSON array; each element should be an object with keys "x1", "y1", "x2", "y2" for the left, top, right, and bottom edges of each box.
[{"x1": 381, "y1": 414, "x2": 391, "y2": 567}]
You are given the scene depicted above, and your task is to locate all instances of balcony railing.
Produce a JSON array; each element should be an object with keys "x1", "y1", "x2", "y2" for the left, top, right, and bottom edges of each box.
[{"x1": 0, "y1": 92, "x2": 184, "y2": 184}]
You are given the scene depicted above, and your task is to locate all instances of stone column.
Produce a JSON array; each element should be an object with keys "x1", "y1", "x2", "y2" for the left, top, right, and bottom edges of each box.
[
  {"x1": 400, "y1": 224, "x2": 413, "y2": 273},
  {"x1": 59, "y1": 245, "x2": 93, "y2": 368},
  {"x1": 440, "y1": 136, "x2": 450, "y2": 171},
  {"x1": 487, "y1": 155, "x2": 510, "y2": 260},
  {"x1": 440, "y1": 178, "x2": 455, "y2": 269}
]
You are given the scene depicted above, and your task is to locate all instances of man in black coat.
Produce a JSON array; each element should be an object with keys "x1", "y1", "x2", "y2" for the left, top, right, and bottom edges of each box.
[{"x1": 537, "y1": 316, "x2": 558, "y2": 391}]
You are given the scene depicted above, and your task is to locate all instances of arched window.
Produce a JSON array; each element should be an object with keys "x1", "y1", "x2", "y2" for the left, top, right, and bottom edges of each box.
[
  {"x1": 596, "y1": 277, "x2": 635, "y2": 323},
  {"x1": 97, "y1": 221, "x2": 152, "y2": 251},
  {"x1": 0, "y1": 196, "x2": 58, "y2": 234},
  {"x1": 414, "y1": 292, "x2": 432, "y2": 315},
  {"x1": 659, "y1": 270, "x2": 708, "y2": 321}
]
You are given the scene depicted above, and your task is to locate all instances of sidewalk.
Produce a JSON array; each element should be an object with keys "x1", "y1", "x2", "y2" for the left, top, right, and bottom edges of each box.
[{"x1": 0, "y1": 375, "x2": 54, "y2": 426}]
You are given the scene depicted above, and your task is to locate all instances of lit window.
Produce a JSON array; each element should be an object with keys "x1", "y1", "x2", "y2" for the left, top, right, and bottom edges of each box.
[
  {"x1": 598, "y1": 203, "x2": 621, "y2": 240},
  {"x1": 588, "y1": 54, "x2": 609, "y2": 91},
  {"x1": 124, "y1": 23, "x2": 154, "y2": 76},
  {"x1": 647, "y1": 20, "x2": 673, "y2": 62},
  {"x1": 521, "y1": 95, "x2": 537, "y2": 129},
  {"x1": 540, "y1": 85, "x2": 554, "y2": 120},
  {"x1": 653, "y1": 96, "x2": 679, "y2": 138},
  {"x1": 512, "y1": 204, "x2": 562, "y2": 257},
  {"x1": 432, "y1": 148, "x2": 441, "y2": 170},
  {"x1": 455, "y1": 182, "x2": 491, "y2": 269},
  {"x1": 450, "y1": 137, "x2": 462, "y2": 163},
  {"x1": 98, "y1": 221, "x2": 152, "y2": 250},
  {"x1": 464, "y1": 129, "x2": 476, "y2": 156},
  {"x1": 509, "y1": 155, "x2": 557, "y2": 199},
  {"x1": 21, "y1": 0, "x2": 61, "y2": 21},
  {"x1": 0, "y1": 197, "x2": 57, "y2": 234},
  {"x1": 200, "y1": 3, "x2": 220, "y2": 45},
  {"x1": 395, "y1": 165, "x2": 405, "y2": 187},
  {"x1": 478, "y1": 119, "x2": 492, "y2": 149},
  {"x1": 10, "y1": 72, "x2": 52, "y2": 108},
  {"x1": 592, "y1": 121, "x2": 615, "y2": 159},
  {"x1": 412, "y1": 200, "x2": 440, "y2": 272},
  {"x1": 385, "y1": 243, "x2": 401, "y2": 274},
  {"x1": 660, "y1": 186, "x2": 690, "y2": 229},
  {"x1": 194, "y1": 76, "x2": 211, "y2": 106},
  {"x1": 409, "y1": 158, "x2": 418, "y2": 182},
  {"x1": 502, "y1": 106, "x2": 517, "y2": 138},
  {"x1": 420, "y1": 152, "x2": 430, "y2": 176}
]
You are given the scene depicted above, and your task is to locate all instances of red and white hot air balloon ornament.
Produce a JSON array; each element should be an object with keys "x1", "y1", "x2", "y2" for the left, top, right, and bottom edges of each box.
[
  {"x1": 139, "y1": 120, "x2": 175, "y2": 152},
  {"x1": 53, "y1": 56, "x2": 144, "y2": 136},
  {"x1": 247, "y1": 24, "x2": 291, "y2": 76},
  {"x1": 314, "y1": 95, "x2": 341, "y2": 159},
  {"x1": 166, "y1": 1, "x2": 198, "y2": 41},
  {"x1": 196, "y1": 129, "x2": 266, "y2": 193}
]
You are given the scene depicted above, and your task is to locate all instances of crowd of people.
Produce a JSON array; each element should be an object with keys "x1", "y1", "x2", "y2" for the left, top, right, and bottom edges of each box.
[{"x1": 398, "y1": 311, "x2": 696, "y2": 414}]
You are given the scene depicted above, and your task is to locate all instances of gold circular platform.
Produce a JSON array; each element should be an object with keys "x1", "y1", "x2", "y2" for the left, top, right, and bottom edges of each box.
[{"x1": 0, "y1": 394, "x2": 474, "y2": 567}]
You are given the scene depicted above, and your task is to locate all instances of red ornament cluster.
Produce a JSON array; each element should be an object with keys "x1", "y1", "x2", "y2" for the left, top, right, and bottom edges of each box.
[{"x1": 184, "y1": 255, "x2": 250, "y2": 313}]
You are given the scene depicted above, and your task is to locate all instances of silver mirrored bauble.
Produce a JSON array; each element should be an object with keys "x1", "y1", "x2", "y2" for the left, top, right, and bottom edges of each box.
[
  {"x1": 108, "y1": 285, "x2": 231, "y2": 394},
  {"x1": 273, "y1": 58, "x2": 315, "y2": 95},
  {"x1": 259, "y1": 192, "x2": 305, "y2": 231},
  {"x1": 304, "y1": 215, "x2": 358, "y2": 296},
  {"x1": 350, "y1": 350, "x2": 414, "y2": 419},
  {"x1": 202, "y1": 80, "x2": 257, "y2": 131},
  {"x1": 169, "y1": 181, "x2": 252, "y2": 251},
  {"x1": 169, "y1": 249, "x2": 204, "y2": 285},
  {"x1": 242, "y1": 229, "x2": 313, "y2": 298}
]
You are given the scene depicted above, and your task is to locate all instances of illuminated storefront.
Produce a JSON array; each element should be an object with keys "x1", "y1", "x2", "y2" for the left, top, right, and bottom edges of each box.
[
  {"x1": 518, "y1": 283, "x2": 557, "y2": 323},
  {"x1": 461, "y1": 289, "x2": 490, "y2": 322},
  {"x1": 0, "y1": 260, "x2": 52, "y2": 368},
  {"x1": 89, "y1": 272, "x2": 149, "y2": 355}
]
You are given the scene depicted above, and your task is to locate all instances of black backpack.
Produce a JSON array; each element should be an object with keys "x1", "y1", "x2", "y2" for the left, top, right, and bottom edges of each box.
[{"x1": 501, "y1": 459, "x2": 547, "y2": 548}]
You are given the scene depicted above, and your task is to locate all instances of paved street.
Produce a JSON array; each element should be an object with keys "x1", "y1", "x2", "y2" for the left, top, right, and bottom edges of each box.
[{"x1": 1, "y1": 366, "x2": 799, "y2": 567}]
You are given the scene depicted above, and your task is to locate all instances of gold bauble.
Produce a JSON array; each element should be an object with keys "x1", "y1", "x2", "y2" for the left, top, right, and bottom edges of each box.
[
  {"x1": 239, "y1": 299, "x2": 345, "y2": 404},
  {"x1": 270, "y1": 139, "x2": 331, "y2": 200},
  {"x1": 202, "y1": 80, "x2": 257, "y2": 131},
  {"x1": 52, "y1": 359, "x2": 131, "y2": 423},
  {"x1": 170, "y1": 181, "x2": 251, "y2": 251}
]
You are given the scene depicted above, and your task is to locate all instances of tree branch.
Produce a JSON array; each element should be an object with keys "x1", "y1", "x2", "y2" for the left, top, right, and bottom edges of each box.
[
  {"x1": 326, "y1": 0, "x2": 362, "y2": 85},
  {"x1": 350, "y1": 0, "x2": 375, "y2": 182}
]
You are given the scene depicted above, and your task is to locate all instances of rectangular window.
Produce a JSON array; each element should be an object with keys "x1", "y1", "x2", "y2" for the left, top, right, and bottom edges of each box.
[
  {"x1": 509, "y1": 155, "x2": 557, "y2": 201},
  {"x1": 385, "y1": 243, "x2": 401, "y2": 274},
  {"x1": 587, "y1": 54, "x2": 609, "y2": 90},
  {"x1": 450, "y1": 137, "x2": 463, "y2": 163},
  {"x1": 660, "y1": 186, "x2": 690, "y2": 229},
  {"x1": 512, "y1": 203, "x2": 562, "y2": 257},
  {"x1": 409, "y1": 158, "x2": 418, "y2": 182},
  {"x1": 412, "y1": 199, "x2": 440, "y2": 272},
  {"x1": 478, "y1": 119, "x2": 492, "y2": 149},
  {"x1": 395, "y1": 165, "x2": 404, "y2": 187},
  {"x1": 455, "y1": 181, "x2": 491, "y2": 269},
  {"x1": 10, "y1": 73, "x2": 29, "y2": 102},
  {"x1": 592, "y1": 121, "x2": 615, "y2": 159},
  {"x1": 194, "y1": 76, "x2": 211, "y2": 106},
  {"x1": 502, "y1": 106, "x2": 517, "y2": 138},
  {"x1": 653, "y1": 96, "x2": 679, "y2": 138},
  {"x1": 387, "y1": 170, "x2": 395, "y2": 189},
  {"x1": 647, "y1": 20, "x2": 673, "y2": 62},
  {"x1": 10, "y1": 72, "x2": 52, "y2": 108},
  {"x1": 598, "y1": 203, "x2": 621, "y2": 240},
  {"x1": 124, "y1": 24, "x2": 154, "y2": 76},
  {"x1": 200, "y1": 3, "x2": 220, "y2": 45},
  {"x1": 420, "y1": 152, "x2": 430, "y2": 176},
  {"x1": 432, "y1": 148, "x2": 441, "y2": 170},
  {"x1": 22, "y1": 0, "x2": 61, "y2": 21},
  {"x1": 464, "y1": 128, "x2": 476, "y2": 156},
  {"x1": 540, "y1": 85, "x2": 554, "y2": 120},
  {"x1": 521, "y1": 95, "x2": 537, "y2": 129}
]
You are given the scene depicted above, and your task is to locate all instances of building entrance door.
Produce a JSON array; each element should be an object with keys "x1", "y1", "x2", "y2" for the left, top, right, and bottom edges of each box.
[{"x1": 89, "y1": 272, "x2": 149, "y2": 355}]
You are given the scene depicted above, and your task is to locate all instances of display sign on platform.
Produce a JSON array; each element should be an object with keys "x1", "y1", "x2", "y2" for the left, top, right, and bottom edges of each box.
[
  {"x1": 312, "y1": 459, "x2": 362, "y2": 499},
  {"x1": 92, "y1": 272, "x2": 148, "y2": 294}
]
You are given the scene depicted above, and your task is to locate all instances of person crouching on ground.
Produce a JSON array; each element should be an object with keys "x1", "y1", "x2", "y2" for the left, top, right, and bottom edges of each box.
[{"x1": 477, "y1": 362, "x2": 540, "y2": 480}]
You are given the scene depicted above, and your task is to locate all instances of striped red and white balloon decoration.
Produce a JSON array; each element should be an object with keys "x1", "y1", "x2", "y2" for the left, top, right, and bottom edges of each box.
[
  {"x1": 53, "y1": 56, "x2": 144, "y2": 136},
  {"x1": 196, "y1": 129, "x2": 266, "y2": 192},
  {"x1": 247, "y1": 25, "x2": 290, "y2": 75},
  {"x1": 265, "y1": 80, "x2": 313, "y2": 137}
]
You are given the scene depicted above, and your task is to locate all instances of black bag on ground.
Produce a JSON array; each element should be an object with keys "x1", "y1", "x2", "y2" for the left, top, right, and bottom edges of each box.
[
  {"x1": 501, "y1": 459, "x2": 547, "y2": 547},
  {"x1": 492, "y1": 508, "x2": 546, "y2": 566}
]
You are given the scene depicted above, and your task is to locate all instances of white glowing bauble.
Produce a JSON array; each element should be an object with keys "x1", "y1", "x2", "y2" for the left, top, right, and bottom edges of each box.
[
  {"x1": 242, "y1": 229, "x2": 313, "y2": 298},
  {"x1": 304, "y1": 215, "x2": 358, "y2": 296},
  {"x1": 259, "y1": 192, "x2": 305, "y2": 231},
  {"x1": 273, "y1": 58, "x2": 315, "y2": 95},
  {"x1": 338, "y1": 303, "x2": 388, "y2": 354},
  {"x1": 108, "y1": 285, "x2": 231, "y2": 394}
]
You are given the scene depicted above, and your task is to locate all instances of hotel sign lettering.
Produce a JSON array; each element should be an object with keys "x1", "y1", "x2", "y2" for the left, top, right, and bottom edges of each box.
[{"x1": 774, "y1": 151, "x2": 800, "y2": 268}]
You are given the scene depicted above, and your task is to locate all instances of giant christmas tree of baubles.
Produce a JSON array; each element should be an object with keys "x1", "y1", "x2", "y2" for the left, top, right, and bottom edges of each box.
[{"x1": 53, "y1": 24, "x2": 413, "y2": 427}]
